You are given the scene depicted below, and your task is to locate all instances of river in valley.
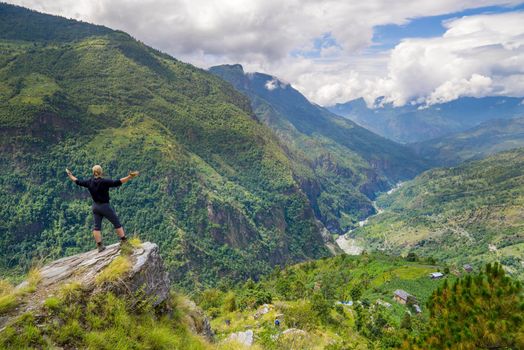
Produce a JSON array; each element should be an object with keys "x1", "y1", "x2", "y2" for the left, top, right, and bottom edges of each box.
[{"x1": 335, "y1": 182, "x2": 402, "y2": 255}]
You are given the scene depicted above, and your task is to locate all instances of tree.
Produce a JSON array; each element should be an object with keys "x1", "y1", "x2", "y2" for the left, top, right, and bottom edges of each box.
[
  {"x1": 222, "y1": 292, "x2": 237, "y2": 312},
  {"x1": 311, "y1": 292, "x2": 331, "y2": 323},
  {"x1": 404, "y1": 263, "x2": 524, "y2": 350},
  {"x1": 400, "y1": 313, "x2": 412, "y2": 330},
  {"x1": 350, "y1": 285, "x2": 363, "y2": 301},
  {"x1": 405, "y1": 252, "x2": 418, "y2": 262}
]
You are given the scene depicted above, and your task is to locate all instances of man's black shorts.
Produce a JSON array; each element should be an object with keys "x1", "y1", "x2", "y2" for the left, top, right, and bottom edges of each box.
[{"x1": 92, "y1": 202, "x2": 122, "y2": 230}]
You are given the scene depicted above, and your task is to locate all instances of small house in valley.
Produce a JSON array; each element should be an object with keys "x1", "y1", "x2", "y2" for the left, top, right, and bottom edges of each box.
[
  {"x1": 393, "y1": 289, "x2": 411, "y2": 304},
  {"x1": 463, "y1": 264, "x2": 473, "y2": 273},
  {"x1": 430, "y1": 272, "x2": 444, "y2": 279}
]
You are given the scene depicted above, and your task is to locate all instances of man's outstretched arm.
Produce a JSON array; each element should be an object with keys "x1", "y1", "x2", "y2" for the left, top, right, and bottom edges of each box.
[
  {"x1": 120, "y1": 171, "x2": 140, "y2": 184},
  {"x1": 66, "y1": 168, "x2": 78, "y2": 182}
]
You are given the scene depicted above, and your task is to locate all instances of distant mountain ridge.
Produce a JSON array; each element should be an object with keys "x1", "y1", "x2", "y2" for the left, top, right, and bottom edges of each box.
[
  {"x1": 328, "y1": 96, "x2": 524, "y2": 144},
  {"x1": 210, "y1": 64, "x2": 429, "y2": 233},
  {"x1": 411, "y1": 116, "x2": 524, "y2": 165}
]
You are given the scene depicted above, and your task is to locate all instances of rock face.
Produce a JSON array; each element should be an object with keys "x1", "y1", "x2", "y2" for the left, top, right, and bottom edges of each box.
[
  {"x1": 33, "y1": 242, "x2": 169, "y2": 304},
  {"x1": 2, "y1": 242, "x2": 170, "y2": 330}
]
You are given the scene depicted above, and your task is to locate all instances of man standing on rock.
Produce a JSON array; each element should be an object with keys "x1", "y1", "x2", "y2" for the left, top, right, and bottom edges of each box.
[{"x1": 66, "y1": 165, "x2": 139, "y2": 252}]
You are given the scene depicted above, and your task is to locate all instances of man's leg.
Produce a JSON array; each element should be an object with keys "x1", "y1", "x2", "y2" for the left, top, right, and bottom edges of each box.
[
  {"x1": 93, "y1": 230, "x2": 103, "y2": 243},
  {"x1": 115, "y1": 227, "x2": 126, "y2": 240},
  {"x1": 103, "y1": 204, "x2": 127, "y2": 243},
  {"x1": 93, "y1": 207, "x2": 106, "y2": 252}
]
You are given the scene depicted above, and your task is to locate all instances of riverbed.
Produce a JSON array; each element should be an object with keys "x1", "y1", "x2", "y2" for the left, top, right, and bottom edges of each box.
[{"x1": 335, "y1": 182, "x2": 402, "y2": 255}]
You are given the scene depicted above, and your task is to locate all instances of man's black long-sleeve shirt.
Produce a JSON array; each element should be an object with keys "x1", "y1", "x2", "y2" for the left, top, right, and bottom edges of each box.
[{"x1": 75, "y1": 177, "x2": 122, "y2": 203}]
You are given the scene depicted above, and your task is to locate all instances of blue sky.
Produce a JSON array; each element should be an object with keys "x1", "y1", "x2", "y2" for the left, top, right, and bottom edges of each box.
[
  {"x1": 372, "y1": 3, "x2": 524, "y2": 51},
  {"x1": 299, "y1": 3, "x2": 524, "y2": 59}
]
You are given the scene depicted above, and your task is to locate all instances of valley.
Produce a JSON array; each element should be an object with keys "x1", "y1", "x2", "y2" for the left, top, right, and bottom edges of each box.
[
  {"x1": 0, "y1": 2, "x2": 523, "y2": 349},
  {"x1": 351, "y1": 148, "x2": 524, "y2": 279},
  {"x1": 210, "y1": 64, "x2": 428, "y2": 234}
]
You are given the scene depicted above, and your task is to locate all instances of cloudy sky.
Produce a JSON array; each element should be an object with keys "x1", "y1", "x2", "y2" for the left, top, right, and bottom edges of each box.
[{"x1": 6, "y1": 0, "x2": 524, "y2": 106}]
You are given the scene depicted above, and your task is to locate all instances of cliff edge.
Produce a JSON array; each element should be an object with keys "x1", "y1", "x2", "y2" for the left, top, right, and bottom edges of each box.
[{"x1": 1, "y1": 241, "x2": 170, "y2": 330}]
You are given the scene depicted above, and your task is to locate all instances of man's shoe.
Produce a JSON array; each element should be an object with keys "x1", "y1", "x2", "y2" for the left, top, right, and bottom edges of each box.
[
  {"x1": 97, "y1": 243, "x2": 106, "y2": 253},
  {"x1": 119, "y1": 237, "x2": 128, "y2": 246}
]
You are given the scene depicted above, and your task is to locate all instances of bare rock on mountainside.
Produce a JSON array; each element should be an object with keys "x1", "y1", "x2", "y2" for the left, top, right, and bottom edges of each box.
[{"x1": 0, "y1": 242, "x2": 170, "y2": 330}]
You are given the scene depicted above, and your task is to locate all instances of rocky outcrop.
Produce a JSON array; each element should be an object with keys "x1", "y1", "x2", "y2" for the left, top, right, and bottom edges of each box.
[
  {"x1": 178, "y1": 298, "x2": 215, "y2": 342},
  {"x1": 1, "y1": 242, "x2": 170, "y2": 330},
  {"x1": 228, "y1": 330, "x2": 254, "y2": 346}
]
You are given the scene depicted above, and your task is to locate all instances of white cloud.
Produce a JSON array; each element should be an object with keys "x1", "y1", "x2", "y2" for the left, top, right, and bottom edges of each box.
[
  {"x1": 264, "y1": 78, "x2": 278, "y2": 91},
  {"x1": 368, "y1": 11, "x2": 524, "y2": 106},
  {"x1": 5, "y1": 0, "x2": 524, "y2": 106},
  {"x1": 426, "y1": 74, "x2": 493, "y2": 105}
]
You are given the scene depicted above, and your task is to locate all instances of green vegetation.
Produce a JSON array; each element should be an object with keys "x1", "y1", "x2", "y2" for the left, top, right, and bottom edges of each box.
[
  {"x1": 0, "y1": 3, "x2": 331, "y2": 289},
  {"x1": 0, "y1": 293, "x2": 18, "y2": 315},
  {"x1": 193, "y1": 256, "x2": 523, "y2": 349},
  {"x1": 210, "y1": 64, "x2": 428, "y2": 233},
  {"x1": 95, "y1": 256, "x2": 132, "y2": 285},
  {"x1": 355, "y1": 148, "x2": 524, "y2": 278},
  {"x1": 1, "y1": 289, "x2": 211, "y2": 350},
  {"x1": 0, "y1": 268, "x2": 41, "y2": 316},
  {"x1": 196, "y1": 253, "x2": 453, "y2": 348},
  {"x1": 404, "y1": 263, "x2": 524, "y2": 349}
]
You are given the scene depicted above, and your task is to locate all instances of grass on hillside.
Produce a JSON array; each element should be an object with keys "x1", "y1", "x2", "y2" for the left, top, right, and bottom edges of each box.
[
  {"x1": 1, "y1": 289, "x2": 212, "y2": 350},
  {"x1": 0, "y1": 268, "x2": 41, "y2": 315},
  {"x1": 0, "y1": 259, "x2": 213, "y2": 349},
  {"x1": 95, "y1": 256, "x2": 132, "y2": 285}
]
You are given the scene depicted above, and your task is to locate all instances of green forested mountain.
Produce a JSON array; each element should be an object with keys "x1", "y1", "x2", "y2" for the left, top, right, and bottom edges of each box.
[
  {"x1": 411, "y1": 116, "x2": 524, "y2": 166},
  {"x1": 0, "y1": 3, "x2": 336, "y2": 289},
  {"x1": 354, "y1": 148, "x2": 524, "y2": 278},
  {"x1": 210, "y1": 64, "x2": 428, "y2": 233}
]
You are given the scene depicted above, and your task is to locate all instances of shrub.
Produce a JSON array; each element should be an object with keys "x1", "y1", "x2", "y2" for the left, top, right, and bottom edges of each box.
[
  {"x1": 0, "y1": 294, "x2": 19, "y2": 315},
  {"x1": 282, "y1": 300, "x2": 317, "y2": 330},
  {"x1": 43, "y1": 296, "x2": 61, "y2": 311},
  {"x1": 198, "y1": 288, "x2": 224, "y2": 311},
  {"x1": 238, "y1": 289, "x2": 272, "y2": 310},
  {"x1": 95, "y1": 256, "x2": 131, "y2": 285},
  {"x1": 222, "y1": 291, "x2": 237, "y2": 312},
  {"x1": 58, "y1": 282, "x2": 83, "y2": 303}
]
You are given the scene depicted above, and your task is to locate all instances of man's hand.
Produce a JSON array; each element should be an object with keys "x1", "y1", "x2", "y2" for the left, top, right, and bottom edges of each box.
[
  {"x1": 121, "y1": 171, "x2": 139, "y2": 184},
  {"x1": 66, "y1": 168, "x2": 77, "y2": 182}
]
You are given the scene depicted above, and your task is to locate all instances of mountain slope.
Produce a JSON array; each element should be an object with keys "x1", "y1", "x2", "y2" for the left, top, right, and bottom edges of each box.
[
  {"x1": 411, "y1": 116, "x2": 524, "y2": 165},
  {"x1": 197, "y1": 253, "x2": 457, "y2": 348},
  {"x1": 353, "y1": 148, "x2": 524, "y2": 278},
  {"x1": 328, "y1": 97, "x2": 524, "y2": 143},
  {"x1": 210, "y1": 64, "x2": 428, "y2": 233},
  {"x1": 0, "y1": 3, "x2": 331, "y2": 289}
]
